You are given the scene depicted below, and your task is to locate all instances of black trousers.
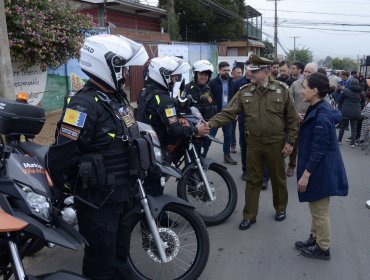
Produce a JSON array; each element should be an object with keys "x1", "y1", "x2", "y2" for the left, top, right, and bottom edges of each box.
[
  {"x1": 76, "y1": 199, "x2": 133, "y2": 280},
  {"x1": 338, "y1": 117, "x2": 358, "y2": 145}
]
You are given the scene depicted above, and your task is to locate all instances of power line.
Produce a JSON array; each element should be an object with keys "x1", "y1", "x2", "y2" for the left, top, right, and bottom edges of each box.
[
  {"x1": 264, "y1": 24, "x2": 370, "y2": 33},
  {"x1": 263, "y1": 19, "x2": 370, "y2": 27},
  {"x1": 258, "y1": 8, "x2": 369, "y2": 18}
]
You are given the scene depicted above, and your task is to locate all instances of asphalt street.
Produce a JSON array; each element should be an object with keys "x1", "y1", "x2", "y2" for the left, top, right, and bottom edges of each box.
[{"x1": 21, "y1": 130, "x2": 370, "y2": 280}]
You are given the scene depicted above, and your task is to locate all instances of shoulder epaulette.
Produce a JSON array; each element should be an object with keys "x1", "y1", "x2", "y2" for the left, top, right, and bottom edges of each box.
[
  {"x1": 278, "y1": 81, "x2": 289, "y2": 89},
  {"x1": 239, "y1": 83, "x2": 250, "y2": 90}
]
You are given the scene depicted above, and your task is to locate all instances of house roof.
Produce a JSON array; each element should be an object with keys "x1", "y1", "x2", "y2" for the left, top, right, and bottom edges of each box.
[
  {"x1": 245, "y1": 5, "x2": 262, "y2": 18},
  {"x1": 78, "y1": 0, "x2": 167, "y2": 18}
]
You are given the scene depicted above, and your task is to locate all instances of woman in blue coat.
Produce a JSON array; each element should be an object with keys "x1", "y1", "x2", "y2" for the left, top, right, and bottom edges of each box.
[{"x1": 295, "y1": 72, "x2": 348, "y2": 260}]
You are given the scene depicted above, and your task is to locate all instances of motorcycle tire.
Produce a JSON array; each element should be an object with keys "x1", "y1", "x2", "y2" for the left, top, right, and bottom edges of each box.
[
  {"x1": 177, "y1": 163, "x2": 237, "y2": 226},
  {"x1": 128, "y1": 204, "x2": 210, "y2": 280}
]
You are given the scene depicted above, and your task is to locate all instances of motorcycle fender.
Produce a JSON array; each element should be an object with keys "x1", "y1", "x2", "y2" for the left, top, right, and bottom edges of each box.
[
  {"x1": 13, "y1": 210, "x2": 85, "y2": 250},
  {"x1": 147, "y1": 194, "x2": 194, "y2": 219},
  {"x1": 200, "y1": 157, "x2": 227, "y2": 171}
]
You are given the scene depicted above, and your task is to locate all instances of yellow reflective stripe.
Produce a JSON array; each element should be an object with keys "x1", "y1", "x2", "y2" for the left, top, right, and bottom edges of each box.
[
  {"x1": 95, "y1": 97, "x2": 99, "y2": 102},
  {"x1": 67, "y1": 97, "x2": 71, "y2": 104},
  {"x1": 108, "y1": 133, "x2": 115, "y2": 138},
  {"x1": 149, "y1": 114, "x2": 152, "y2": 120},
  {"x1": 155, "y1": 95, "x2": 160, "y2": 105}
]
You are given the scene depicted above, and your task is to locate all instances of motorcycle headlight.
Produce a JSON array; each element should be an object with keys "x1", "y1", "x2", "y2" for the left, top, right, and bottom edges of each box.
[
  {"x1": 154, "y1": 146, "x2": 163, "y2": 163},
  {"x1": 18, "y1": 184, "x2": 51, "y2": 221}
]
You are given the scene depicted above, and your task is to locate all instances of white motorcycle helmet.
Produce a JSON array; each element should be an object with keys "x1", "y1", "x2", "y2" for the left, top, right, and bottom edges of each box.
[
  {"x1": 80, "y1": 34, "x2": 148, "y2": 92},
  {"x1": 192, "y1": 59, "x2": 214, "y2": 74},
  {"x1": 148, "y1": 56, "x2": 190, "y2": 90},
  {"x1": 192, "y1": 59, "x2": 214, "y2": 83}
]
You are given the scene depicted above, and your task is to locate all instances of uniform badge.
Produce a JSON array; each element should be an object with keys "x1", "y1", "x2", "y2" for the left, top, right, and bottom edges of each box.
[
  {"x1": 243, "y1": 92, "x2": 253, "y2": 97},
  {"x1": 60, "y1": 124, "x2": 80, "y2": 141},
  {"x1": 62, "y1": 108, "x2": 87, "y2": 128},
  {"x1": 276, "y1": 89, "x2": 282, "y2": 94},
  {"x1": 165, "y1": 107, "x2": 176, "y2": 118},
  {"x1": 250, "y1": 85, "x2": 256, "y2": 91},
  {"x1": 269, "y1": 85, "x2": 276, "y2": 90},
  {"x1": 122, "y1": 115, "x2": 133, "y2": 127}
]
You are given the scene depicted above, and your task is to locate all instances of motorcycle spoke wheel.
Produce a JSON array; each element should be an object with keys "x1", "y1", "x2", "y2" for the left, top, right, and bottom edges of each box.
[
  {"x1": 128, "y1": 204, "x2": 209, "y2": 280},
  {"x1": 178, "y1": 163, "x2": 237, "y2": 226}
]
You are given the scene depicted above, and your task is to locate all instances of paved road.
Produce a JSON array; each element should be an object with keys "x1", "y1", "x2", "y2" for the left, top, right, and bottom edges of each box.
[{"x1": 22, "y1": 130, "x2": 370, "y2": 280}]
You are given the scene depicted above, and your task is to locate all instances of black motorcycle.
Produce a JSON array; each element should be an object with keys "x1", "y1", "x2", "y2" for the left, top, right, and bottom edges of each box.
[
  {"x1": 0, "y1": 98, "x2": 210, "y2": 280},
  {"x1": 170, "y1": 97, "x2": 238, "y2": 226},
  {"x1": 0, "y1": 99, "x2": 87, "y2": 280}
]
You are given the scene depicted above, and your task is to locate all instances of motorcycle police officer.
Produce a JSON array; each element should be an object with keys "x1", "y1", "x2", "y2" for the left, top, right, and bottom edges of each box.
[
  {"x1": 208, "y1": 54, "x2": 298, "y2": 231},
  {"x1": 46, "y1": 34, "x2": 149, "y2": 280},
  {"x1": 183, "y1": 59, "x2": 217, "y2": 121},
  {"x1": 136, "y1": 56, "x2": 210, "y2": 197}
]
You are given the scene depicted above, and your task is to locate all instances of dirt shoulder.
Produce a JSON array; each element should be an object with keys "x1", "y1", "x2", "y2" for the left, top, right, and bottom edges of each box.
[{"x1": 34, "y1": 111, "x2": 62, "y2": 145}]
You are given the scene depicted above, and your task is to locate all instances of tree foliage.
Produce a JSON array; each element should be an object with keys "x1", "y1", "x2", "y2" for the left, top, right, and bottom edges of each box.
[
  {"x1": 261, "y1": 40, "x2": 274, "y2": 59},
  {"x1": 5, "y1": 0, "x2": 94, "y2": 70},
  {"x1": 159, "y1": 0, "x2": 247, "y2": 42},
  {"x1": 285, "y1": 48, "x2": 313, "y2": 65},
  {"x1": 331, "y1": 57, "x2": 357, "y2": 72}
]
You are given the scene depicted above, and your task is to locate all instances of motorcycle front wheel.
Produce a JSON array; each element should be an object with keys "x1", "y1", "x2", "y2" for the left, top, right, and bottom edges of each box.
[
  {"x1": 177, "y1": 163, "x2": 238, "y2": 226},
  {"x1": 128, "y1": 204, "x2": 210, "y2": 280}
]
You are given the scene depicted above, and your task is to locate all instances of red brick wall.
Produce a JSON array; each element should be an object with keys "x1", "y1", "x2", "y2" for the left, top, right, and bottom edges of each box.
[
  {"x1": 80, "y1": 9, "x2": 99, "y2": 25},
  {"x1": 107, "y1": 10, "x2": 161, "y2": 32},
  {"x1": 81, "y1": 8, "x2": 161, "y2": 32}
]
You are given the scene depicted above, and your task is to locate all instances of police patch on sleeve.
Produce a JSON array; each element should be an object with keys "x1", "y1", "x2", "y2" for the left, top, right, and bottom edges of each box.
[
  {"x1": 165, "y1": 107, "x2": 176, "y2": 118},
  {"x1": 60, "y1": 124, "x2": 81, "y2": 141},
  {"x1": 62, "y1": 108, "x2": 87, "y2": 128}
]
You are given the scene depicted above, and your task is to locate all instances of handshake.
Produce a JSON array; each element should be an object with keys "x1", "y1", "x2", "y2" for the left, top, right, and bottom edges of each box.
[{"x1": 195, "y1": 121, "x2": 210, "y2": 137}]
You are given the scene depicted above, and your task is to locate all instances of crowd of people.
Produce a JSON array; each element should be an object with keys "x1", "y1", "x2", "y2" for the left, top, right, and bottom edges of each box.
[{"x1": 45, "y1": 33, "x2": 364, "y2": 280}]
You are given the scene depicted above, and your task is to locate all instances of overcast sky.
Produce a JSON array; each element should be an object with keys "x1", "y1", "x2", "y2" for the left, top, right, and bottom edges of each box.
[
  {"x1": 245, "y1": 0, "x2": 370, "y2": 62},
  {"x1": 146, "y1": 0, "x2": 369, "y2": 62}
]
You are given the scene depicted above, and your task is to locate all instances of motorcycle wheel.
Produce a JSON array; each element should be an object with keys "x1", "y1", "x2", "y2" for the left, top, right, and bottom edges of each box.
[
  {"x1": 128, "y1": 204, "x2": 210, "y2": 280},
  {"x1": 177, "y1": 163, "x2": 237, "y2": 226}
]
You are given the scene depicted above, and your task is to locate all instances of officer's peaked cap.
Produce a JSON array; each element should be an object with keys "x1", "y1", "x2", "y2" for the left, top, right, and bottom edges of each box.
[{"x1": 247, "y1": 54, "x2": 273, "y2": 72}]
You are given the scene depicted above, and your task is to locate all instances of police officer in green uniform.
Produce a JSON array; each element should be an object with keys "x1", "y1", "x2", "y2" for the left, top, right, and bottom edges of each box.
[{"x1": 208, "y1": 54, "x2": 299, "y2": 230}]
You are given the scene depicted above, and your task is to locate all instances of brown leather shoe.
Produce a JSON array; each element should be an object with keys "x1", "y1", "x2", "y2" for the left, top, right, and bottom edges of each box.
[
  {"x1": 224, "y1": 154, "x2": 237, "y2": 165},
  {"x1": 286, "y1": 167, "x2": 294, "y2": 177}
]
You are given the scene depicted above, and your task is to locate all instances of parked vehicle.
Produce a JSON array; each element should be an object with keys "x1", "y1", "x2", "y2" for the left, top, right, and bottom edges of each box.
[{"x1": 0, "y1": 98, "x2": 210, "y2": 280}]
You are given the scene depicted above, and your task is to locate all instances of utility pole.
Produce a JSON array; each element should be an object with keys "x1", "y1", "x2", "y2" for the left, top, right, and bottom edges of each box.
[
  {"x1": 290, "y1": 35, "x2": 299, "y2": 61},
  {"x1": 267, "y1": 0, "x2": 281, "y2": 59},
  {"x1": 0, "y1": 0, "x2": 14, "y2": 99}
]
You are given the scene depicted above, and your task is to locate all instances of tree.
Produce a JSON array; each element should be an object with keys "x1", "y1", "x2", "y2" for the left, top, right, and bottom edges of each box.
[
  {"x1": 5, "y1": 0, "x2": 94, "y2": 70},
  {"x1": 159, "y1": 0, "x2": 246, "y2": 42},
  {"x1": 331, "y1": 57, "x2": 357, "y2": 72},
  {"x1": 285, "y1": 47, "x2": 313, "y2": 64},
  {"x1": 261, "y1": 40, "x2": 274, "y2": 59}
]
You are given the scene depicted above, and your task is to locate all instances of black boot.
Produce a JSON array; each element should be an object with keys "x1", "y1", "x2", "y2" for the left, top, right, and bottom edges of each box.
[
  {"x1": 300, "y1": 244, "x2": 331, "y2": 260},
  {"x1": 295, "y1": 234, "x2": 316, "y2": 250}
]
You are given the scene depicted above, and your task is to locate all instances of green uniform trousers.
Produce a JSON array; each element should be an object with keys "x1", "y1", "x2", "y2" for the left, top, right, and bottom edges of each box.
[{"x1": 243, "y1": 139, "x2": 288, "y2": 220}]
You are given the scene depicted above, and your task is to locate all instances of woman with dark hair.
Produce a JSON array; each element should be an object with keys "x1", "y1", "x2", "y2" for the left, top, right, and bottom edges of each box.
[
  {"x1": 295, "y1": 72, "x2": 348, "y2": 260},
  {"x1": 337, "y1": 79, "x2": 365, "y2": 147}
]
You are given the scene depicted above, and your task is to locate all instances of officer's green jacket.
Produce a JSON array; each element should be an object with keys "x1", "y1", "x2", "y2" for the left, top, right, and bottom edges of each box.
[{"x1": 209, "y1": 76, "x2": 299, "y2": 144}]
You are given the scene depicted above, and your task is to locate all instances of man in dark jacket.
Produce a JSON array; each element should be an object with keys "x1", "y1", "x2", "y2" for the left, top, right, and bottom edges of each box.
[
  {"x1": 208, "y1": 61, "x2": 236, "y2": 164},
  {"x1": 276, "y1": 61, "x2": 296, "y2": 87},
  {"x1": 338, "y1": 79, "x2": 366, "y2": 146},
  {"x1": 233, "y1": 60, "x2": 251, "y2": 179}
]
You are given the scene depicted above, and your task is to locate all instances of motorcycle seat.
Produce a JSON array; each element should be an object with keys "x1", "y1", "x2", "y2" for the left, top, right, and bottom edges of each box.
[{"x1": 19, "y1": 142, "x2": 49, "y2": 166}]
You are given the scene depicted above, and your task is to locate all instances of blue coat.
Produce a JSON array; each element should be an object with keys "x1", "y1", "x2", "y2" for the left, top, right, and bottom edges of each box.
[{"x1": 297, "y1": 101, "x2": 349, "y2": 202}]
